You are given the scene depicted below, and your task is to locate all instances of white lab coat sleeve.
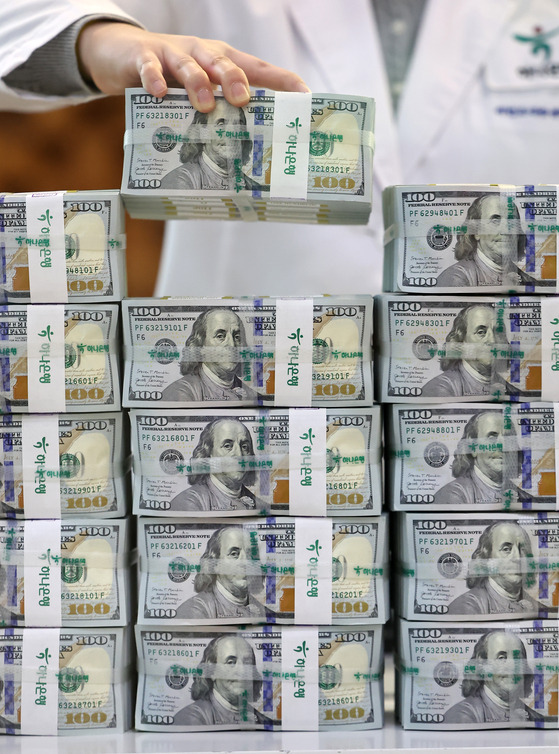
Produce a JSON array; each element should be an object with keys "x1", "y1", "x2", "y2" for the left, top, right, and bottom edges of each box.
[{"x1": 0, "y1": 0, "x2": 141, "y2": 112}]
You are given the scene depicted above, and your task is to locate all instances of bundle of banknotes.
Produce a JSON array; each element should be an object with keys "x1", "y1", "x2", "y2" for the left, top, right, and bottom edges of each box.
[
  {"x1": 0, "y1": 191, "x2": 126, "y2": 303},
  {"x1": 0, "y1": 519, "x2": 130, "y2": 627},
  {"x1": 137, "y1": 516, "x2": 388, "y2": 625},
  {"x1": 136, "y1": 624, "x2": 383, "y2": 731},
  {"x1": 122, "y1": 297, "x2": 373, "y2": 408},
  {"x1": 121, "y1": 89, "x2": 374, "y2": 225},
  {"x1": 383, "y1": 184, "x2": 557, "y2": 294},
  {"x1": 0, "y1": 412, "x2": 129, "y2": 518},
  {"x1": 394, "y1": 512, "x2": 559, "y2": 621},
  {"x1": 397, "y1": 619, "x2": 558, "y2": 729},
  {"x1": 0, "y1": 304, "x2": 121, "y2": 414},
  {"x1": 375, "y1": 294, "x2": 559, "y2": 403},
  {"x1": 130, "y1": 407, "x2": 382, "y2": 517},
  {"x1": 385, "y1": 402, "x2": 557, "y2": 511},
  {"x1": 0, "y1": 626, "x2": 132, "y2": 734}
]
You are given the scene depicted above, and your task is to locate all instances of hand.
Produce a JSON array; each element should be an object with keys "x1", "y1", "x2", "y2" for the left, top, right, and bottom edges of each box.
[{"x1": 77, "y1": 22, "x2": 309, "y2": 111}]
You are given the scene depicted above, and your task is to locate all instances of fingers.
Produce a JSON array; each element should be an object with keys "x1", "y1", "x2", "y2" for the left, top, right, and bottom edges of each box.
[
  {"x1": 137, "y1": 54, "x2": 168, "y2": 97},
  {"x1": 223, "y1": 47, "x2": 310, "y2": 94}
]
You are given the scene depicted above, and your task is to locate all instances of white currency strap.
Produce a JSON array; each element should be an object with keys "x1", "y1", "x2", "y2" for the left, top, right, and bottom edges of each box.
[
  {"x1": 269, "y1": 92, "x2": 312, "y2": 199},
  {"x1": 23, "y1": 519, "x2": 62, "y2": 626},
  {"x1": 27, "y1": 305, "x2": 66, "y2": 413},
  {"x1": 541, "y1": 297, "x2": 559, "y2": 401},
  {"x1": 288, "y1": 408, "x2": 327, "y2": 516},
  {"x1": 26, "y1": 192, "x2": 68, "y2": 303},
  {"x1": 21, "y1": 415, "x2": 61, "y2": 518},
  {"x1": 21, "y1": 628, "x2": 60, "y2": 735},
  {"x1": 555, "y1": 404, "x2": 559, "y2": 510},
  {"x1": 281, "y1": 626, "x2": 319, "y2": 730},
  {"x1": 274, "y1": 298, "x2": 313, "y2": 406},
  {"x1": 294, "y1": 518, "x2": 332, "y2": 624}
]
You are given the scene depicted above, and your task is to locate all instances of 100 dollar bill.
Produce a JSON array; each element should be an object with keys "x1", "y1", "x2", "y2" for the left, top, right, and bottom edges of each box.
[
  {"x1": 395, "y1": 513, "x2": 559, "y2": 621},
  {"x1": 131, "y1": 408, "x2": 382, "y2": 516},
  {"x1": 136, "y1": 625, "x2": 383, "y2": 731},
  {"x1": 123, "y1": 297, "x2": 373, "y2": 407},
  {"x1": 397, "y1": 619, "x2": 558, "y2": 729},
  {"x1": 386, "y1": 403, "x2": 557, "y2": 511},
  {"x1": 138, "y1": 516, "x2": 388, "y2": 625}
]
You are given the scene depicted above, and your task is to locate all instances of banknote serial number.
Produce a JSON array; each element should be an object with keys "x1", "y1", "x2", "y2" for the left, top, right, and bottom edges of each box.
[{"x1": 318, "y1": 696, "x2": 361, "y2": 706}]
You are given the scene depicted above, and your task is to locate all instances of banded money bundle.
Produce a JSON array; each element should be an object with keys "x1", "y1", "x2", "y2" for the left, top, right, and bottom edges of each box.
[
  {"x1": 0, "y1": 191, "x2": 126, "y2": 303},
  {"x1": 122, "y1": 297, "x2": 373, "y2": 408},
  {"x1": 375, "y1": 294, "x2": 559, "y2": 403},
  {"x1": 383, "y1": 184, "x2": 558, "y2": 294},
  {"x1": 0, "y1": 304, "x2": 121, "y2": 413},
  {"x1": 137, "y1": 516, "x2": 388, "y2": 625},
  {"x1": 0, "y1": 519, "x2": 130, "y2": 627},
  {"x1": 0, "y1": 626, "x2": 132, "y2": 734},
  {"x1": 386, "y1": 403, "x2": 557, "y2": 511},
  {"x1": 0, "y1": 412, "x2": 129, "y2": 518},
  {"x1": 121, "y1": 89, "x2": 374, "y2": 225},
  {"x1": 136, "y1": 624, "x2": 383, "y2": 731},
  {"x1": 395, "y1": 513, "x2": 559, "y2": 621},
  {"x1": 131, "y1": 407, "x2": 382, "y2": 517},
  {"x1": 397, "y1": 619, "x2": 558, "y2": 729}
]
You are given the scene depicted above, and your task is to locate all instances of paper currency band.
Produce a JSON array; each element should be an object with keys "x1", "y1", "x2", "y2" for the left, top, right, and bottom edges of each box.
[
  {"x1": 396, "y1": 555, "x2": 559, "y2": 578},
  {"x1": 383, "y1": 218, "x2": 543, "y2": 245},
  {"x1": 0, "y1": 336, "x2": 118, "y2": 358},
  {"x1": 395, "y1": 654, "x2": 542, "y2": 680},
  {"x1": 541, "y1": 300, "x2": 559, "y2": 402},
  {"x1": 126, "y1": 344, "x2": 366, "y2": 363},
  {"x1": 2, "y1": 234, "x2": 126, "y2": 253}
]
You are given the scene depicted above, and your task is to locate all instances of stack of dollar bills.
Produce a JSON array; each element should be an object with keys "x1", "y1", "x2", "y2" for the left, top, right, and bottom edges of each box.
[
  {"x1": 130, "y1": 407, "x2": 382, "y2": 517},
  {"x1": 135, "y1": 625, "x2": 383, "y2": 731},
  {"x1": 121, "y1": 89, "x2": 374, "y2": 225},
  {"x1": 383, "y1": 184, "x2": 557, "y2": 294},
  {"x1": 0, "y1": 191, "x2": 126, "y2": 303},
  {"x1": 122, "y1": 296, "x2": 373, "y2": 408},
  {"x1": 0, "y1": 627, "x2": 133, "y2": 734},
  {"x1": 385, "y1": 402, "x2": 558, "y2": 511},
  {"x1": 397, "y1": 619, "x2": 558, "y2": 729}
]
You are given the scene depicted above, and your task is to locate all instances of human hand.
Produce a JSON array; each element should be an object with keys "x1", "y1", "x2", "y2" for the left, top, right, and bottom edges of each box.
[{"x1": 77, "y1": 22, "x2": 309, "y2": 111}]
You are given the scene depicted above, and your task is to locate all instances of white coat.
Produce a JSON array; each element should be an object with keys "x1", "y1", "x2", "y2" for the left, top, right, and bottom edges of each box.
[{"x1": 2, "y1": 0, "x2": 559, "y2": 296}]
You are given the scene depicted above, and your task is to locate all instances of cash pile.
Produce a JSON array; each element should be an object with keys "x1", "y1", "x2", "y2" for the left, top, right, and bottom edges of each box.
[
  {"x1": 0, "y1": 191, "x2": 126, "y2": 303},
  {"x1": 385, "y1": 403, "x2": 557, "y2": 511},
  {"x1": 383, "y1": 185, "x2": 557, "y2": 294},
  {"x1": 397, "y1": 619, "x2": 557, "y2": 729},
  {"x1": 121, "y1": 89, "x2": 374, "y2": 225},
  {"x1": 136, "y1": 625, "x2": 383, "y2": 731},
  {"x1": 0, "y1": 627, "x2": 132, "y2": 734},
  {"x1": 122, "y1": 296, "x2": 373, "y2": 408},
  {"x1": 130, "y1": 407, "x2": 382, "y2": 516}
]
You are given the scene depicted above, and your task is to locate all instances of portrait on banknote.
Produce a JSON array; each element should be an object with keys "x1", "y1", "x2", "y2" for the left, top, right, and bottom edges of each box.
[
  {"x1": 160, "y1": 307, "x2": 265, "y2": 403},
  {"x1": 446, "y1": 522, "x2": 547, "y2": 616},
  {"x1": 170, "y1": 418, "x2": 265, "y2": 513},
  {"x1": 172, "y1": 634, "x2": 274, "y2": 726},
  {"x1": 444, "y1": 630, "x2": 542, "y2": 724},
  {"x1": 175, "y1": 525, "x2": 270, "y2": 620}
]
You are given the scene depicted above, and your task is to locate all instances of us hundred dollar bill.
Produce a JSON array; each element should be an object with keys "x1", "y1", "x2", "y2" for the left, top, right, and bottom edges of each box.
[
  {"x1": 130, "y1": 408, "x2": 382, "y2": 517},
  {"x1": 0, "y1": 304, "x2": 121, "y2": 413},
  {"x1": 0, "y1": 413, "x2": 129, "y2": 518},
  {"x1": 397, "y1": 619, "x2": 558, "y2": 729},
  {"x1": 386, "y1": 403, "x2": 557, "y2": 511},
  {"x1": 122, "y1": 297, "x2": 373, "y2": 408},
  {"x1": 137, "y1": 516, "x2": 388, "y2": 625},
  {"x1": 375, "y1": 295, "x2": 559, "y2": 403},
  {"x1": 136, "y1": 625, "x2": 383, "y2": 731},
  {"x1": 0, "y1": 191, "x2": 126, "y2": 303},
  {"x1": 383, "y1": 185, "x2": 558, "y2": 294},
  {"x1": 0, "y1": 627, "x2": 132, "y2": 734},
  {"x1": 0, "y1": 519, "x2": 130, "y2": 627},
  {"x1": 121, "y1": 89, "x2": 374, "y2": 224},
  {"x1": 395, "y1": 512, "x2": 559, "y2": 621}
]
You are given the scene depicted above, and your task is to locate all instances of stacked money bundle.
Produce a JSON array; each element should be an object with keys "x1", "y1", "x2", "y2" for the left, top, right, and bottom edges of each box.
[
  {"x1": 0, "y1": 627, "x2": 133, "y2": 734},
  {"x1": 397, "y1": 619, "x2": 557, "y2": 729},
  {"x1": 136, "y1": 625, "x2": 383, "y2": 731},
  {"x1": 121, "y1": 89, "x2": 374, "y2": 225},
  {"x1": 383, "y1": 184, "x2": 557, "y2": 294},
  {"x1": 122, "y1": 296, "x2": 373, "y2": 408},
  {"x1": 130, "y1": 408, "x2": 382, "y2": 516}
]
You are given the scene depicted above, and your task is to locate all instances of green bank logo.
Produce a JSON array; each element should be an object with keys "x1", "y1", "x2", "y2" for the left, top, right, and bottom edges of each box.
[{"x1": 514, "y1": 25, "x2": 559, "y2": 60}]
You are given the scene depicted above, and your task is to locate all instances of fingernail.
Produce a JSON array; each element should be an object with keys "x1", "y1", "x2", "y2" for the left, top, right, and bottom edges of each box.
[
  {"x1": 197, "y1": 87, "x2": 214, "y2": 108},
  {"x1": 231, "y1": 82, "x2": 250, "y2": 103},
  {"x1": 152, "y1": 80, "x2": 166, "y2": 96},
  {"x1": 296, "y1": 81, "x2": 311, "y2": 93}
]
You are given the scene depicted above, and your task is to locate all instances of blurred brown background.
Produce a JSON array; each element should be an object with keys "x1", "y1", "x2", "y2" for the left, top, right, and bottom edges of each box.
[{"x1": 0, "y1": 96, "x2": 163, "y2": 296}]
